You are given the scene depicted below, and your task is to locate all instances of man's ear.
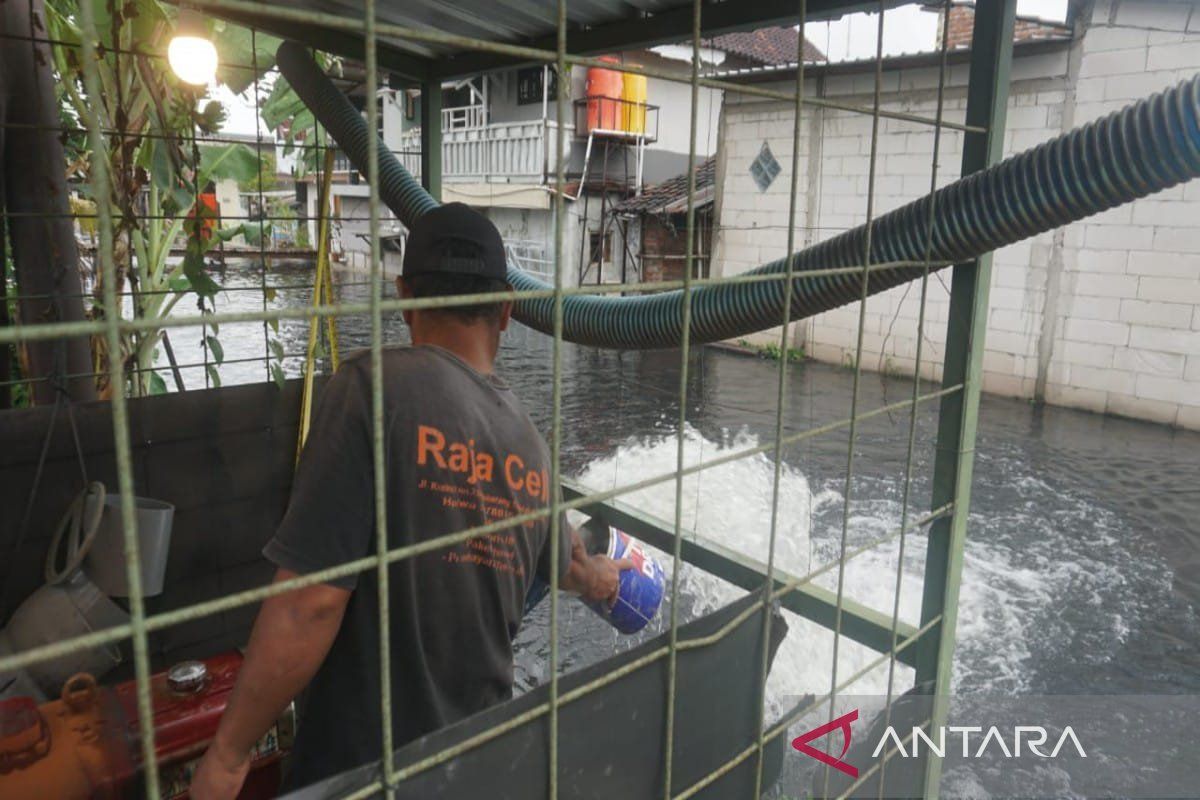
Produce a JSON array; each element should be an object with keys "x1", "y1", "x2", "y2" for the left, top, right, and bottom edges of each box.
[{"x1": 497, "y1": 299, "x2": 513, "y2": 332}]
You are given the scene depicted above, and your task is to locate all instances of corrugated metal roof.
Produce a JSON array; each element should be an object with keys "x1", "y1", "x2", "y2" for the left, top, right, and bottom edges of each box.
[
  {"x1": 361, "y1": 0, "x2": 679, "y2": 58},
  {"x1": 217, "y1": 0, "x2": 681, "y2": 61},
  {"x1": 211, "y1": 0, "x2": 895, "y2": 78},
  {"x1": 614, "y1": 156, "x2": 715, "y2": 215}
]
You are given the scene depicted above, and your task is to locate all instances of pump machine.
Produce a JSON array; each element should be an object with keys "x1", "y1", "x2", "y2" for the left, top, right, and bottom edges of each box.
[{"x1": 0, "y1": 651, "x2": 291, "y2": 799}]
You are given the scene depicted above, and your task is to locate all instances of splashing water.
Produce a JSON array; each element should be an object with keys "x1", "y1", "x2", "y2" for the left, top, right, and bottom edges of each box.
[
  {"x1": 574, "y1": 425, "x2": 924, "y2": 722},
  {"x1": 570, "y1": 424, "x2": 1172, "y2": 721}
]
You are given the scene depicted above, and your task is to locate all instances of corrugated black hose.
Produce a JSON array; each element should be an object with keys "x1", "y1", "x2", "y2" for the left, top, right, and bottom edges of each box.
[{"x1": 276, "y1": 41, "x2": 1200, "y2": 350}]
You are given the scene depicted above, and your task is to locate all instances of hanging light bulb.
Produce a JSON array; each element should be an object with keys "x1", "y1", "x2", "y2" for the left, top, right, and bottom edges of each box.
[{"x1": 168, "y1": 4, "x2": 217, "y2": 86}]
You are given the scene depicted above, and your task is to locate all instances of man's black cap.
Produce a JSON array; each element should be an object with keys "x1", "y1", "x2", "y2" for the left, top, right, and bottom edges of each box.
[{"x1": 402, "y1": 203, "x2": 507, "y2": 281}]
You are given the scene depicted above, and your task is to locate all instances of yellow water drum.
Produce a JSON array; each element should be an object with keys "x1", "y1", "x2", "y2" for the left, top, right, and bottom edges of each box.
[{"x1": 622, "y1": 71, "x2": 647, "y2": 134}]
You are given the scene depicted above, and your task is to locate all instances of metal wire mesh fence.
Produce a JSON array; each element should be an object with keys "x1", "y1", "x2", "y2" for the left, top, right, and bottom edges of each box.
[{"x1": 0, "y1": 0, "x2": 1020, "y2": 797}]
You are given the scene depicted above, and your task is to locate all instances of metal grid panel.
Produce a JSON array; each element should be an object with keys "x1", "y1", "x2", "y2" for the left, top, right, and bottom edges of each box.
[{"x1": 0, "y1": 0, "x2": 1016, "y2": 797}]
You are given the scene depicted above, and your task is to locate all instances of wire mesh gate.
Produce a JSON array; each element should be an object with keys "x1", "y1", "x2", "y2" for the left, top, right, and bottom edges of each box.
[{"x1": 0, "y1": 0, "x2": 1020, "y2": 797}]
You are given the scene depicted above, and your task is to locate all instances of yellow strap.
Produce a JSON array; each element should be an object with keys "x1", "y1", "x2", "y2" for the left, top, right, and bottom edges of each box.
[
  {"x1": 297, "y1": 146, "x2": 339, "y2": 464},
  {"x1": 323, "y1": 241, "x2": 340, "y2": 372}
]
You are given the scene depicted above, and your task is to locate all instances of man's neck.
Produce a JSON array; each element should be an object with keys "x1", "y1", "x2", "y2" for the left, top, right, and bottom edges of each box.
[{"x1": 411, "y1": 327, "x2": 497, "y2": 375}]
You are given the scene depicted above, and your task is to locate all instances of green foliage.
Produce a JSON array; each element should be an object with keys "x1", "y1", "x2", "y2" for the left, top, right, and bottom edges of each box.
[
  {"x1": 215, "y1": 220, "x2": 272, "y2": 247},
  {"x1": 4, "y1": 354, "x2": 25, "y2": 408},
  {"x1": 268, "y1": 337, "x2": 286, "y2": 388},
  {"x1": 42, "y1": 0, "x2": 320, "y2": 397},
  {"x1": 261, "y1": 76, "x2": 309, "y2": 133},
  {"x1": 237, "y1": 150, "x2": 280, "y2": 193},
  {"x1": 295, "y1": 215, "x2": 311, "y2": 249},
  {"x1": 760, "y1": 343, "x2": 806, "y2": 363},
  {"x1": 57, "y1": 97, "x2": 88, "y2": 175},
  {"x1": 260, "y1": 51, "x2": 340, "y2": 177},
  {"x1": 736, "y1": 339, "x2": 806, "y2": 364},
  {"x1": 205, "y1": 335, "x2": 224, "y2": 365},
  {"x1": 212, "y1": 22, "x2": 280, "y2": 94},
  {"x1": 3, "y1": 266, "x2": 29, "y2": 408},
  {"x1": 198, "y1": 143, "x2": 262, "y2": 186}
]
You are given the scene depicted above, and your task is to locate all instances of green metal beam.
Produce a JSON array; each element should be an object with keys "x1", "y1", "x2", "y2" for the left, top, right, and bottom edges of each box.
[
  {"x1": 435, "y1": 0, "x2": 909, "y2": 79},
  {"x1": 562, "y1": 482, "x2": 921, "y2": 667},
  {"x1": 420, "y1": 79, "x2": 442, "y2": 202},
  {"x1": 915, "y1": 0, "x2": 1015, "y2": 795}
]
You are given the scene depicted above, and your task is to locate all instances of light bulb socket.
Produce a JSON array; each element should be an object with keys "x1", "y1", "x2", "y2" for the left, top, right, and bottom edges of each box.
[{"x1": 176, "y1": 4, "x2": 205, "y2": 38}]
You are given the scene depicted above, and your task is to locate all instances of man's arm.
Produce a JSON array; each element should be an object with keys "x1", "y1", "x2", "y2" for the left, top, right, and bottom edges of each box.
[
  {"x1": 559, "y1": 526, "x2": 633, "y2": 606},
  {"x1": 190, "y1": 569, "x2": 350, "y2": 800}
]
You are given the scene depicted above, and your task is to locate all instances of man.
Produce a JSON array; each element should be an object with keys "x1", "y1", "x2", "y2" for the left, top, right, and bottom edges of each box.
[{"x1": 192, "y1": 203, "x2": 629, "y2": 798}]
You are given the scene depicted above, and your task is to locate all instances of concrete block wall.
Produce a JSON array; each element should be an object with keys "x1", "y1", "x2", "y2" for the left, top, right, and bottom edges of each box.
[
  {"x1": 711, "y1": 99, "x2": 818, "y2": 345},
  {"x1": 1055, "y1": 0, "x2": 1200, "y2": 428},
  {"x1": 712, "y1": 1, "x2": 1200, "y2": 429}
]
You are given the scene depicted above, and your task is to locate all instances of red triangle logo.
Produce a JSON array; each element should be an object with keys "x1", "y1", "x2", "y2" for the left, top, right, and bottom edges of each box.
[{"x1": 791, "y1": 708, "x2": 860, "y2": 779}]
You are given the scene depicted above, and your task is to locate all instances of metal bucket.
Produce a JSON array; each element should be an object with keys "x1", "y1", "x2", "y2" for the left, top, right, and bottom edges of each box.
[
  {"x1": 1, "y1": 570, "x2": 127, "y2": 696},
  {"x1": 0, "y1": 632, "x2": 48, "y2": 702},
  {"x1": 83, "y1": 494, "x2": 174, "y2": 598}
]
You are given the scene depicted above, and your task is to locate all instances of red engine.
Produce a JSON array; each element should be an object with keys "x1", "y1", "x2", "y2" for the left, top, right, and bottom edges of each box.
[{"x1": 0, "y1": 651, "x2": 292, "y2": 799}]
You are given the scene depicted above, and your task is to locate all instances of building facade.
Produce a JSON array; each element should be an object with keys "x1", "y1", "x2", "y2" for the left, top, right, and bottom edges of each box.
[
  {"x1": 332, "y1": 27, "x2": 820, "y2": 286},
  {"x1": 712, "y1": 0, "x2": 1200, "y2": 429},
  {"x1": 332, "y1": 52, "x2": 722, "y2": 283}
]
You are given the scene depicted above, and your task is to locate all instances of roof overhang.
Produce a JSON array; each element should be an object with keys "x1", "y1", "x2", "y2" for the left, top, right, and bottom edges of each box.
[
  {"x1": 659, "y1": 184, "x2": 714, "y2": 214},
  {"x1": 192, "y1": 0, "x2": 912, "y2": 83},
  {"x1": 618, "y1": 183, "x2": 715, "y2": 216},
  {"x1": 715, "y1": 33, "x2": 1072, "y2": 85}
]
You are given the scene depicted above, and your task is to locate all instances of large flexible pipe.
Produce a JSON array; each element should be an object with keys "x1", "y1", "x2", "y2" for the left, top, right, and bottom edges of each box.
[{"x1": 277, "y1": 42, "x2": 1200, "y2": 349}]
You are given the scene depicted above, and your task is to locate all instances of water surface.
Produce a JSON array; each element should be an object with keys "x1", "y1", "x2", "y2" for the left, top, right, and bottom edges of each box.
[{"x1": 188, "y1": 262, "x2": 1199, "y2": 793}]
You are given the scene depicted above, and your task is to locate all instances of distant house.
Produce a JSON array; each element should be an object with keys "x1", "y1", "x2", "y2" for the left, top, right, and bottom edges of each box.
[
  {"x1": 932, "y1": 1, "x2": 1072, "y2": 49},
  {"x1": 707, "y1": 26, "x2": 828, "y2": 69},
  {"x1": 330, "y1": 26, "x2": 823, "y2": 286},
  {"x1": 612, "y1": 157, "x2": 716, "y2": 285},
  {"x1": 711, "y1": 0, "x2": 1200, "y2": 430}
]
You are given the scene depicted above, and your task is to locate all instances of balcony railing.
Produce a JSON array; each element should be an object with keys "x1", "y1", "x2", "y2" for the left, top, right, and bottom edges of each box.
[
  {"x1": 443, "y1": 104, "x2": 485, "y2": 131},
  {"x1": 504, "y1": 240, "x2": 552, "y2": 279},
  {"x1": 397, "y1": 119, "x2": 571, "y2": 184}
]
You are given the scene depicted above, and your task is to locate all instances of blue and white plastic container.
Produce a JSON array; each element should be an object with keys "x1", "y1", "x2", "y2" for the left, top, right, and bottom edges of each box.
[
  {"x1": 521, "y1": 519, "x2": 666, "y2": 635},
  {"x1": 594, "y1": 526, "x2": 666, "y2": 634}
]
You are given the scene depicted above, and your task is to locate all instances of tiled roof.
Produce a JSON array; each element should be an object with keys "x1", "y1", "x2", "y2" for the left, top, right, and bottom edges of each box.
[
  {"x1": 708, "y1": 26, "x2": 826, "y2": 65},
  {"x1": 615, "y1": 157, "x2": 717, "y2": 215}
]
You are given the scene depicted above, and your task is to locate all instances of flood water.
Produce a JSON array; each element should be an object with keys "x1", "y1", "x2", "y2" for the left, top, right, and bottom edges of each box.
[{"x1": 185, "y1": 261, "x2": 1200, "y2": 795}]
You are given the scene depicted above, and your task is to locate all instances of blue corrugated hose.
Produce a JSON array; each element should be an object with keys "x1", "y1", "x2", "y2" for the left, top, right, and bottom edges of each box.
[{"x1": 277, "y1": 42, "x2": 1200, "y2": 350}]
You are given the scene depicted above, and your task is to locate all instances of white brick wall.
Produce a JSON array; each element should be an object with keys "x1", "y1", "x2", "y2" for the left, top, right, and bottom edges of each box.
[
  {"x1": 713, "y1": 3, "x2": 1200, "y2": 429},
  {"x1": 1113, "y1": 0, "x2": 1195, "y2": 30}
]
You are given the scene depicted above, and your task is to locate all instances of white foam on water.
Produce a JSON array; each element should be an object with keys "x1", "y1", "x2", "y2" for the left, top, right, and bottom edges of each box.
[
  {"x1": 575, "y1": 426, "x2": 926, "y2": 721},
  {"x1": 571, "y1": 422, "x2": 1178, "y2": 769}
]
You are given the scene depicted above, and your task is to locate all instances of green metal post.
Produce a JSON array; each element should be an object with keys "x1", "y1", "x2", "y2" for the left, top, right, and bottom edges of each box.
[
  {"x1": 915, "y1": 0, "x2": 1015, "y2": 796},
  {"x1": 421, "y1": 78, "x2": 443, "y2": 201}
]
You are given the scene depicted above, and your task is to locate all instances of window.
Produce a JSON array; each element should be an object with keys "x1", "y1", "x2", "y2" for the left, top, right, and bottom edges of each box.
[
  {"x1": 517, "y1": 66, "x2": 558, "y2": 106},
  {"x1": 588, "y1": 230, "x2": 611, "y2": 262}
]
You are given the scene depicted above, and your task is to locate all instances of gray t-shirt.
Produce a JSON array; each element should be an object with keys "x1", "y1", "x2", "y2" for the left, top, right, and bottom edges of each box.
[{"x1": 264, "y1": 345, "x2": 570, "y2": 788}]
